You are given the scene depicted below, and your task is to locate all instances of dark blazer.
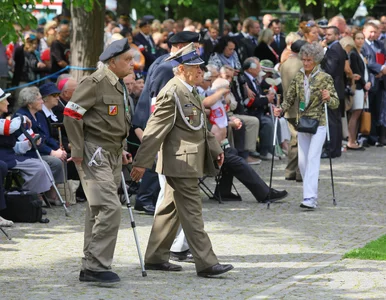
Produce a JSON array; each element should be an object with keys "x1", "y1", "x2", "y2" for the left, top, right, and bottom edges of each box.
[
  {"x1": 254, "y1": 42, "x2": 279, "y2": 65},
  {"x1": 349, "y1": 49, "x2": 367, "y2": 90},
  {"x1": 321, "y1": 41, "x2": 347, "y2": 101},
  {"x1": 270, "y1": 33, "x2": 286, "y2": 57},
  {"x1": 203, "y1": 38, "x2": 217, "y2": 64},
  {"x1": 361, "y1": 41, "x2": 385, "y2": 91},
  {"x1": 244, "y1": 73, "x2": 269, "y2": 117},
  {"x1": 133, "y1": 32, "x2": 157, "y2": 71},
  {"x1": 233, "y1": 33, "x2": 257, "y2": 64}
]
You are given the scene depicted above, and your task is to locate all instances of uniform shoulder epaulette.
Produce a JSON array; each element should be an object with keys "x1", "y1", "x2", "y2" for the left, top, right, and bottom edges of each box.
[{"x1": 91, "y1": 69, "x2": 107, "y2": 83}]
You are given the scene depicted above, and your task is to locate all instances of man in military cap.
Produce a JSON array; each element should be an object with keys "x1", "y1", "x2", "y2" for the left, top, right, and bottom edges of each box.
[
  {"x1": 131, "y1": 43, "x2": 234, "y2": 277},
  {"x1": 63, "y1": 38, "x2": 134, "y2": 283},
  {"x1": 132, "y1": 31, "x2": 201, "y2": 215}
]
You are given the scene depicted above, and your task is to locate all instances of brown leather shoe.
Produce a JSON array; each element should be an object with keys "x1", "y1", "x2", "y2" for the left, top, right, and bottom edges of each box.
[
  {"x1": 145, "y1": 262, "x2": 182, "y2": 271},
  {"x1": 197, "y1": 263, "x2": 234, "y2": 277}
]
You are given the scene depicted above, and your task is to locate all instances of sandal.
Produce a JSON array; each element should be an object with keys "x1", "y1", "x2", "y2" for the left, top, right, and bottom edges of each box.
[{"x1": 0, "y1": 216, "x2": 14, "y2": 227}]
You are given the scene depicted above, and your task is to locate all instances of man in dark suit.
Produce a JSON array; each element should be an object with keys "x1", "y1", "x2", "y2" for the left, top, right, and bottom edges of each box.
[
  {"x1": 362, "y1": 22, "x2": 386, "y2": 144},
  {"x1": 269, "y1": 19, "x2": 286, "y2": 58},
  {"x1": 234, "y1": 18, "x2": 260, "y2": 64},
  {"x1": 133, "y1": 18, "x2": 157, "y2": 72},
  {"x1": 243, "y1": 57, "x2": 276, "y2": 160},
  {"x1": 321, "y1": 26, "x2": 347, "y2": 158},
  {"x1": 202, "y1": 26, "x2": 219, "y2": 64}
]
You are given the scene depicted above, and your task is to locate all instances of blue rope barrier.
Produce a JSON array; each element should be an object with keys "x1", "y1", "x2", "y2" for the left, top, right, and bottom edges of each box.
[{"x1": 4, "y1": 66, "x2": 97, "y2": 92}]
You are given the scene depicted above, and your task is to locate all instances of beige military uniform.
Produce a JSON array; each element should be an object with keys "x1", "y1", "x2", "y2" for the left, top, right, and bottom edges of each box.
[
  {"x1": 63, "y1": 66, "x2": 130, "y2": 272},
  {"x1": 133, "y1": 76, "x2": 223, "y2": 272}
]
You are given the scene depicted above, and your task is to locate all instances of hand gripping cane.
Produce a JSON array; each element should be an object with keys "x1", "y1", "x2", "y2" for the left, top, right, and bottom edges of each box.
[
  {"x1": 267, "y1": 115, "x2": 279, "y2": 210},
  {"x1": 58, "y1": 126, "x2": 69, "y2": 205},
  {"x1": 19, "y1": 122, "x2": 70, "y2": 216},
  {"x1": 120, "y1": 172, "x2": 147, "y2": 277},
  {"x1": 324, "y1": 103, "x2": 337, "y2": 206}
]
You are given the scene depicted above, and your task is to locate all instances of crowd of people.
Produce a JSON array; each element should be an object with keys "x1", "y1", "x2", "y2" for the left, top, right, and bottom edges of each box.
[{"x1": 0, "y1": 10, "x2": 385, "y2": 282}]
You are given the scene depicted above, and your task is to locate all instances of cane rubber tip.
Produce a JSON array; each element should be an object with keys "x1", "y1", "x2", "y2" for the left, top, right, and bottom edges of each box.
[
  {"x1": 65, "y1": 212, "x2": 70, "y2": 217},
  {"x1": 142, "y1": 271, "x2": 147, "y2": 277}
]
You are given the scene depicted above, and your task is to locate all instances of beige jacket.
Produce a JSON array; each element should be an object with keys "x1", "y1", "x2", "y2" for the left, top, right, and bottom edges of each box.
[
  {"x1": 133, "y1": 76, "x2": 222, "y2": 178},
  {"x1": 63, "y1": 67, "x2": 131, "y2": 157}
]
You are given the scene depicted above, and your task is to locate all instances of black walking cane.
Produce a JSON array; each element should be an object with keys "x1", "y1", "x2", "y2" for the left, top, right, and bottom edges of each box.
[
  {"x1": 19, "y1": 122, "x2": 70, "y2": 216},
  {"x1": 324, "y1": 103, "x2": 337, "y2": 206},
  {"x1": 0, "y1": 227, "x2": 11, "y2": 240},
  {"x1": 120, "y1": 172, "x2": 147, "y2": 277}
]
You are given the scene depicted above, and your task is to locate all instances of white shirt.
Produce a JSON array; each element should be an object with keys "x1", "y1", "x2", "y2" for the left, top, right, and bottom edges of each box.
[
  {"x1": 177, "y1": 77, "x2": 193, "y2": 92},
  {"x1": 42, "y1": 104, "x2": 58, "y2": 122}
]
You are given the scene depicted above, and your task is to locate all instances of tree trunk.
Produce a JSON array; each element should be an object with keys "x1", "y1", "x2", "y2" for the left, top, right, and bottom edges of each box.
[
  {"x1": 116, "y1": 0, "x2": 131, "y2": 17},
  {"x1": 235, "y1": 0, "x2": 261, "y2": 21},
  {"x1": 70, "y1": 0, "x2": 105, "y2": 81}
]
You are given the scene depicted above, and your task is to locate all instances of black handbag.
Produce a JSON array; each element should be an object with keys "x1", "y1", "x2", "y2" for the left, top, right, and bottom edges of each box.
[{"x1": 296, "y1": 116, "x2": 319, "y2": 134}]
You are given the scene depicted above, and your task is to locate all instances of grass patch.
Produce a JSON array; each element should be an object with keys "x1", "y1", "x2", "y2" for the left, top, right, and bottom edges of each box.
[{"x1": 343, "y1": 235, "x2": 386, "y2": 260}]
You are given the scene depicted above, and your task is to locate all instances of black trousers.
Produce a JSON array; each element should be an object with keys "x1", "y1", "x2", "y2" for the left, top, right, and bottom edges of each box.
[
  {"x1": 0, "y1": 160, "x2": 8, "y2": 210},
  {"x1": 135, "y1": 167, "x2": 160, "y2": 207},
  {"x1": 217, "y1": 147, "x2": 270, "y2": 201}
]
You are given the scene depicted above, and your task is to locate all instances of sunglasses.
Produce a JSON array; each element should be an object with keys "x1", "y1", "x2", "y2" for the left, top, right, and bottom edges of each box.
[
  {"x1": 50, "y1": 93, "x2": 60, "y2": 97},
  {"x1": 306, "y1": 21, "x2": 316, "y2": 27}
]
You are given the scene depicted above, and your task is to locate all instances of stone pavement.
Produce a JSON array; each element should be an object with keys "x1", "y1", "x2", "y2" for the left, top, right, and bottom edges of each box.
[{"x1": 1, "y1": 146, "x2": 386, "y2": 300}]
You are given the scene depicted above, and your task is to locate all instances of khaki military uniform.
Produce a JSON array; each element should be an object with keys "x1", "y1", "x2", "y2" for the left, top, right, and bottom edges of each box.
[
  {"x1": 133, "y1": 76, "x2": 223, "y2": 272},
  {"x1": 63, "y1": 66, "x2": 131, "y2": 272}
]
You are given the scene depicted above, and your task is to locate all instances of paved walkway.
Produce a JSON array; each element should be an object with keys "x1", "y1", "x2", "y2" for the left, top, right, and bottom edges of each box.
[{"x1": 1, "y1": 146, "x2": 386, "y2": 299}]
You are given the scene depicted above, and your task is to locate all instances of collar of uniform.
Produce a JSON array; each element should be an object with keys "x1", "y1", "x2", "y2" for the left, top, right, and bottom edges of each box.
[
  {"x1": 104, "y1": 66, "x2": 119, "y2": 86},
  {"x1": 177, "y1": 77, "x2": 193, "y2": 92}
]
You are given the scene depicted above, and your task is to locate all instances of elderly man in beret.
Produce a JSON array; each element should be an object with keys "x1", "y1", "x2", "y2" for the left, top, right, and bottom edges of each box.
[
  {"x1": 131, "y1": 43, "x2": 234, "y2": 278},
  {"x1": 64, "y1": 38, "x2": 134, "y2": 284}
]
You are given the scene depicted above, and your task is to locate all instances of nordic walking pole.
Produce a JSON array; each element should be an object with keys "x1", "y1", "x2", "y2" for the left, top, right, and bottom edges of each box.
[
  {"x1": 121, "y1": 172, "x2": 147, "y2": 277},
  {"x1": 324, "y1": 103, "x2": 337, "y2": 206},
  {"x1": 58, "y1": 127, "x2": 69, "y2": 206},
  {"x1": 267, "y1": 98, "x2": 280, "y2": 209}
]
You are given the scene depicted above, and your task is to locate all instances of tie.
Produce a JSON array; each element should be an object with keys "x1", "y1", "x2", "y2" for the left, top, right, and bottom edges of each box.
[
  {"x1": 192, "y1": 87, "x2": 200, "y2": 99},
  {"x1": 276, "y1": 35, "x2": 280, "y2": 47},
  {"x1": 251, "y1": 37, "x2": 257, "y2": 45}
]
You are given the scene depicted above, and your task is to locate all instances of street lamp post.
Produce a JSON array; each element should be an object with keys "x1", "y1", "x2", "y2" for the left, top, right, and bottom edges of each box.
[{"x1": 219, "y1": 0, "x2": 224, "y2": 36}]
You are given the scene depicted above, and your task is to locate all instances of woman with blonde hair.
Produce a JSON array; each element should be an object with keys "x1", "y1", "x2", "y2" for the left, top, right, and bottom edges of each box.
[
  {"x1": 280, "y1": 32, "x2": 301, "y2": 64},
  {"x1": 254, "y1": 29, "x2": 279, "y2": 64}
]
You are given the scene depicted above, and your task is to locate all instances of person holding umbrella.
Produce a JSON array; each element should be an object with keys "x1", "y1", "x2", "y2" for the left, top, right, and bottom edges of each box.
[{"x1": 273, "y1": 42, "x2": 339, "y2": 209}]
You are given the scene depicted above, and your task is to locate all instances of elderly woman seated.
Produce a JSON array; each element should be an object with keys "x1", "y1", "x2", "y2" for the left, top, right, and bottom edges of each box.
[
  {"x1": 16, "y1": 86, "x2": 66, "y2": 204},
  {"x1": 0, "y1": 88, "x2": 52, "y2": 217}
]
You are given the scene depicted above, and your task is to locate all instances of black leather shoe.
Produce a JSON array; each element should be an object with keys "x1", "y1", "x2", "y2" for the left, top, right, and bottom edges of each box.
[
  {"x1": 197, "y1": 263, "x2": 234, "y2": 277},
  {"x1": 259, "y1": 189, "x2": 288, "y2": 203},
  {"x1": 145, "y1": 262, "x2": 182, "y2": 271},
  {"x1": 76, "y1": 196, "x2": 87, "y2": 203},
  {"x1": 321, "y1": 152, "x2": 329, "y2": 159},
  {"x1": 134, "y1": 204, "x2": 155, "y2": 215},
  {"x1": 80, "y1": 269, "x2": 120, "y2": 283},
  {"x1": 285, "y1": 176, "x2": 296, "y2": 181},
  {"x1": 42, "y1": 209, "x2": 47, "y2": 215},
  {"x1": 170, "y1": 250, "x2": 194, "y2": 263}
]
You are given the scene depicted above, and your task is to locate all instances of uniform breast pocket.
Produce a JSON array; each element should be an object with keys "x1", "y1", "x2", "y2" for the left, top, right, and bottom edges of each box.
[
  {"x1": 103, "y1": 96, "x2": 122, "y2": 117},
  {"x1": 175, "y1": 144, "x2": 199, "y2": 174}
]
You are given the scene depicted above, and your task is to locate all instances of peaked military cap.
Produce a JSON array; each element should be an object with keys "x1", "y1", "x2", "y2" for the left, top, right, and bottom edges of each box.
[
  {"x1": 165, "y1": 42, "x2": 204, "y2": 67},
  {"x1": 99, "y1": 38, "x2": 130, "y2": 62},
  {"x1": 169, "y1": 31, "x2": 200, "y2": 44}
]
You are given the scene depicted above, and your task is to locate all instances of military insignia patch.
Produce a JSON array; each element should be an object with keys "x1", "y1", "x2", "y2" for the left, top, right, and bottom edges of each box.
[{"x1": 108, "y1": 105, "x2": 118, "y2": 116}]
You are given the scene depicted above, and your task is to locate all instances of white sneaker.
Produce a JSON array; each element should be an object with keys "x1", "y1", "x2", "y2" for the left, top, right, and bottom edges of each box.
[{"x1": 300, "y1": 198, "x2": 318, "y2": 209}]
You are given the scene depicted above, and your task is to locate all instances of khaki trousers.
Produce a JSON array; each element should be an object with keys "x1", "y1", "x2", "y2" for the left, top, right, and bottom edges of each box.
[
  {"x1": 285, "y1": 118, "x2": 301, "y2": 180},
  {"x1": 145, "y1": 176, "x2": 218, "y2": 272},
  {"x1": 76, "y1": 141, "x2": 122, "y2": 272}
]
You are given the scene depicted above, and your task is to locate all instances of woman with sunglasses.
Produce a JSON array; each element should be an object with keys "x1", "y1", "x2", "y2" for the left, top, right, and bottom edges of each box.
[{"x1": 299, "y1": 21, "x2": 320, "y2": 44}]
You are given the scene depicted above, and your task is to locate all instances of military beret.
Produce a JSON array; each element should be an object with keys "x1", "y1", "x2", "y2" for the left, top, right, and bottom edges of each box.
[
  {"x1": 139, "y1": 15, "x2": 154, "y2": 27},
  {"x1": 291, "y1": 40, "x2": 307, "y2": 53},
  {"x1": 99, "y1": 38, "x2": 130, "y2": 62},
  {"x1": 169, "y1": 31, "x2": 200, "y2": 44}
]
